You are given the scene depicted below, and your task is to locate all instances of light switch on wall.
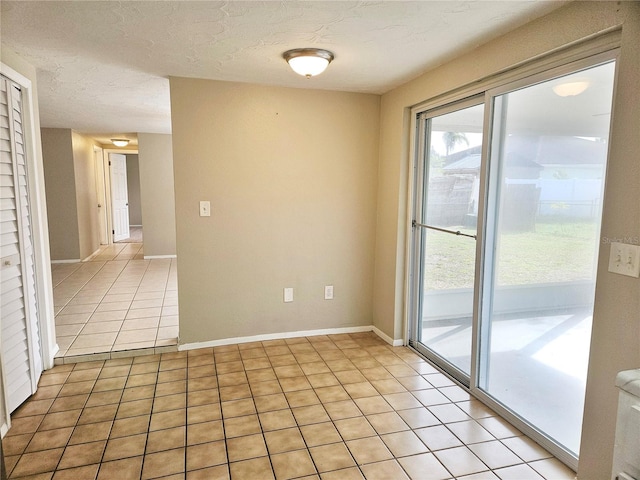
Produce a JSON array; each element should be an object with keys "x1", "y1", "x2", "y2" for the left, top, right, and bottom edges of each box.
[
  {"x1": 284, "y1": 288, "x2": 293, "y2": 303},
  {"x1": 608, "y1": 242, "x2": 640, "y2": 277},
  {"x1": 199, "y1": 201, "x2": 211, "y2": 217}
]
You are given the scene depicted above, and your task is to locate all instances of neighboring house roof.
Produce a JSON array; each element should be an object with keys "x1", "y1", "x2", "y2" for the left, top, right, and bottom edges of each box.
[{"x1": 442, "y1": 135, "x2": 607, "y2": 170}]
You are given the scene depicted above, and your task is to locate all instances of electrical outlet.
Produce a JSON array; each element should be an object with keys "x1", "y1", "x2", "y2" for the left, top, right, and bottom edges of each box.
[
  {"x1": 608, "y1": 242, "x2": 640, "y2": 277},
  {"x1": 324, "y1": 285, "x2": 334, "y2": 300},
  {"x1": 284, "y1": 287, "x2": 294, "y2": 303}
]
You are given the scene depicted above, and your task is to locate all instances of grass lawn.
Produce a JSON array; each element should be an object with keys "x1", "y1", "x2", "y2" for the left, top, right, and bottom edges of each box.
[{"x1": 423, "y1": 220, "x2": 600, "y2": 290}]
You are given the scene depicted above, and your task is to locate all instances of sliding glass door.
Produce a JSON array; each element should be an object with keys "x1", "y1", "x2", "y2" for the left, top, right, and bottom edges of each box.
[
  {"x1": 479, "y1": 61, "x2": 616, "y2": 455},
  {"x1": 410, "y1": 57, "x2": 616, "y2": 463},
  {"x1": 413, "y1": 100, "x2": 484, "y2": 382}
]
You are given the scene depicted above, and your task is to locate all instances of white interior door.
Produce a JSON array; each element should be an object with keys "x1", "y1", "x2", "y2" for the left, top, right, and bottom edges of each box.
[
  {"x1": 0, "y1": 74, "x2": 42, "y2": 413},
  {"x1": 109, "y1": 153, "x2": 129, "y2": 242},
  {"x1": 94, "y1": 148, "x2": 108, "y2": 245}
]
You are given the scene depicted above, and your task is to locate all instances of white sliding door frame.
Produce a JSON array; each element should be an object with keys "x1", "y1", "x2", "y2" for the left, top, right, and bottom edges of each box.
[{"x1": 406, "y1": 40, "x2": 620, "y2": 470}]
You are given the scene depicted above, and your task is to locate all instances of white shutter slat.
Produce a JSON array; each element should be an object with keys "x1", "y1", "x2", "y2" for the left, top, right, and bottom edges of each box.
[{"x1": 0, "y1": 75, "x2": 42, "y2": 413}]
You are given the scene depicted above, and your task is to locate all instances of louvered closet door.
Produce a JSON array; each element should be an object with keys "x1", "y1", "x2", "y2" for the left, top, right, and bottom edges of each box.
[{"x1": 0, "y1": 75, "x2": 42, "y2": 413}]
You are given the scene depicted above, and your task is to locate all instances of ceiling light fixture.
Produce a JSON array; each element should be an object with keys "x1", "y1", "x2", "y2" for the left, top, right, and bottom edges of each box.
[
  {"x1": 283, "y1": 48, "x2": 334, "y2": 78},
  {"x1": 111, "y1": 139, "x2": 129, "y2": 147},
  {"x1": 552, "y1": 81, "x2": 590, "y2": 97}
]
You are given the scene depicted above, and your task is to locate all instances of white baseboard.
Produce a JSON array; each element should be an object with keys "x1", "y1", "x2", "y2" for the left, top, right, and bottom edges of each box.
[
  {"x1": 51, "y1": 259, "x2": 81, "y2": 264},
  {"x1": 82, "y1": 247, "x2": 103, "y2": 262},
  {"x1": 179, "y1": 325, "x2": 376, "y2": 351},
  {"x1": 144, "y1": 255, "x2": 177, "y2": 259},
  {"x1": 372, "y1": 326, "x2": 404, "y2": 346}
]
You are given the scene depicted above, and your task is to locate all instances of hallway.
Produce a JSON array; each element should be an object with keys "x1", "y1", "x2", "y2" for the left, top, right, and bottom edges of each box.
[{"x1": 51, "y1": 243, "x2": 179, "y2": 362}]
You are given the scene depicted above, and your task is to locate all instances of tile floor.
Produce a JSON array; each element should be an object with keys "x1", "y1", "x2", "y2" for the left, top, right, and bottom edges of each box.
[
  {"x1": 2, "y1": 332, "x2": 577, "y2": 479},
  {"x1": 51, "y1": 243, "x2": 179, "y2": 360}
]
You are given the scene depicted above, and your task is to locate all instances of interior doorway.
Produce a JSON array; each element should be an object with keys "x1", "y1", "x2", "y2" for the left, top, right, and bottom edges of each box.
[{"x1": 97, "y1": 149, "x2": 142, "y2": 246}]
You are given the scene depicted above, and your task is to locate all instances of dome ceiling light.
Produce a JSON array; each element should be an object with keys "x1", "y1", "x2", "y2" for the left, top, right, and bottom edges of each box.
[{"x1": 283, "y1": 48, "x2": 334, "y2": 78}]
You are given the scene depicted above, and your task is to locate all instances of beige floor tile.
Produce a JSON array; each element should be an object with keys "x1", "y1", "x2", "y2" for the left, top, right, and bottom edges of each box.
[
  {"x1": 456, "y1": 400, "x2": 496, "y2": 419},
  {"x1": 52, "y1": 464, "x2": 100, "y2": 480},
  {"x1": 24, "y1": 428, "x2": 74, "y2": 453},
  {"x1": 353, "y1": 396, "x2": 393, "y2": 415},
  {"x1": 221, "y1": 398, "x2": 256, "y2": 418},
  {"x1": 320, "y1": 467, "x2": 364, "y2": 480},
  {"x1": 110, "y1": 415, "x2": 151, "y2": 438},
  {"x1": 259, "y1": 409, "x2": 297, "y2": 431},
  {"x1": 434, "y1": 446, "x2": 489, "y2": 478},
  {"x1": 366, "y1": 411, "x2": 409, "y2": 435},
  {"x1": 271, "y1": 449, "x2": 317, "y2": 479},
  {"x1": 299, "y1": 422, "x2": 342, "y2": 447},
  {"x1": 103, "y1": 433, "x2": 147, "y2": 460},
  {"x1": 225, "y1": 415, "x2": 262, "y2": 439},
  {"x1": 141, "y1": 447, "x2": 185, "y2": 479},
  {"x1": 71, "y1": 332, "x2": 118, "y2": 349},
  {"x1": 381, "y1": 430, "x2": 429, "y2": 457},
  {"x1": 323, "y1": 399, "x2": 362, "y2": 420},
  {"x1": 146, "y1": 426, "x2": 185, "y2": 453},
  {"x1": 528, "y1": 458, "x2": 576, "y2": 479},
  {"x1": 415, "y1": 424, "x2": 463, "y2": 451},
  {"x1": 292, "y1": 405, "x2": 331, "y2": 426},
  {"x1": 477, "y1": 416, "x2": 522, "y2": 439},
  {"x1": 89, "y1": 310, "x2": 128, "y2": 322},
  {"x1": 116, "y1": 328, "x2": 158, "y2": 344},
  {"x1": 254, "y1": 393, "x2": 288, "y2": 412},
  {"x1": 229, "y1": 457, "x2": 275, "y2": 480},
  {"x1": 68, "y1": 420, "x2": 112, "y2": 445},
  {"x1": 334, "y1": 417, "x2": 376, "y2": 441},
  {"x1": 150, "y1": 409, "x2": 187, "y2": 431},
  {"x1": 429, "y1": 403, "x2": 473, "y2": 424},
  {"x1": 227, "y1": 433, "x2": 268, "y2": 462},
  {"x1": 58, "y1": 440, "x2": 106, "y2": 469},
  {"x1": 360, "y1": 459, "x2": 409, "y2": 480},
  {"x1": 187, "y1": 420, "x2": 224, "y2": 445},
  {"x1": 309, "y1": 442, "x2": 355, "y2": 473},
  {"x1": 97, "y1": 456, "x2": 143, "y2": 480},
  {"x1": 346, "y1": 436, "x2": 393, "y2": 465},
  {"x1": 494, "y1": 463, "x2": 546, "y2": 479},
  {"x1": 121, "y1": 317, "x2": 160, "y2": 330},
  {"x1": 501, "y1": 435, "x2": 553, "y2": 463},
  {"x1": 398, "y1": 452, "x2": 452, "y2": 480},
  {"x1": 264, "y1": 427, "x2": 306, "y2": 454},
  {"x1": 396, "y1": 407, "x2": 440, "y2": 430}
]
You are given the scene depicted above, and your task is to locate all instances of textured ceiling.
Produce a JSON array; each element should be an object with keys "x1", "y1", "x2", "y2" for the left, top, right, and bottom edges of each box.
[{"x1": 0, "y1": 1, "x2": 566, "y2": 139}]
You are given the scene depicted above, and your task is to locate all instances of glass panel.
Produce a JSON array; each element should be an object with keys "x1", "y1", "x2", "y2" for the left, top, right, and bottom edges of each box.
[
  {"x1": 418, "y1": 103, "x2": 484, "y2": 377},
  {"x1": 481, "y1": 62, "x2": 616, "y2": 454}
]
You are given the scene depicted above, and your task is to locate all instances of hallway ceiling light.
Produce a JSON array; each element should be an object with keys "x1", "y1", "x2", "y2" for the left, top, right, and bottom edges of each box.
[
  {"x1": 283, "y1": 48, "x2": 334, "y2": 78},
  {"x1": 552, "y1": 81, "x2": 590, "y2": 97},
  {"x1": 111, "y1": 138, "x2": 129, "y2": 147}
]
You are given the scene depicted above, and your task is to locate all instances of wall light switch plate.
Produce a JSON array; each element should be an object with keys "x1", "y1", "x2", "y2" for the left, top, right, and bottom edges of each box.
[
  {"x1": 284, "y1": 287, "x2": 294, "y2": 303},
  {"x1": 324, "y1": 285, "x2": 334, "y2": 300},
  {"x1": 608, "y1": 242, "x2": 640, "y2": 277},
  {"x1": 199, "y1": 201, "x2": 211, "y2": 217}
]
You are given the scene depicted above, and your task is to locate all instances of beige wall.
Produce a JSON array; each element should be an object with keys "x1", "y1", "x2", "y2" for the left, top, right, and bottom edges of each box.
[
  {"x1": 41, "y1": 128, "x2": 80, "y2": 260},
  {"x1": 374, "y1": 2, "x2": 640, "y2": 478},
  {"x1": 170, "y1": 79, "x2": 380, "y2": 344},
  {"x1": 71, "y1": 131, "x2": 100, "y2": 260},
  {"x1": 126, "y1": 154, "x2": 142, "y2": 225},
  {"x1": 41, "y1": 129, "x2": 101, "y2": 261},
  {"x1": 137, "y1": 133, "x2": 176, "y2": 257}
]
